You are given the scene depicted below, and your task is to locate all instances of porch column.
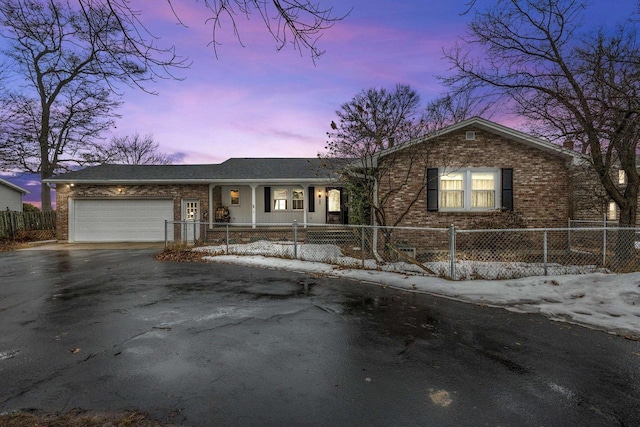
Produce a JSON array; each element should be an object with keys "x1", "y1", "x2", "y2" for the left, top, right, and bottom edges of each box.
[
  {"x1": 208, "y1": 184, "x2": 215, "y2": 228},
  {"x1": 250, "y1": 184, "x2": 257, "y2": 229}
]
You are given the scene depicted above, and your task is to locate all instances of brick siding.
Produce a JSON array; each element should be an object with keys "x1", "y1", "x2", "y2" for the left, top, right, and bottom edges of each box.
[{"x1": 377, "y1": 126, "x2": 572, "y2": 229}]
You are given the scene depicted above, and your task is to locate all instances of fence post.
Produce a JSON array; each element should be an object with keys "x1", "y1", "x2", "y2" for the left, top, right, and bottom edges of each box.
[
  {"x1": 603, "y1": 215, "x2": 607, "y2": 266},
  {"x1": 449, "y1": 224, "x2": 456, "y2": 280},
  {"x1": 293, "y1": 220, "x2": 298, "y2": 259},
  {"x1": 543, "y1": 229, "x2": 548, "y2": 276},
  {"x1": 164, "y1": 220, "x2": 168, "y2": 250},
  {"x1": 567, "y1": 218, "x2": 571, "y2": 252},
  {"x1": 225, "y1": 223, "x2": 230, "y2": 254},
  {"x1": 361, "y1": 226, "x2": 365, "y2": 268}
]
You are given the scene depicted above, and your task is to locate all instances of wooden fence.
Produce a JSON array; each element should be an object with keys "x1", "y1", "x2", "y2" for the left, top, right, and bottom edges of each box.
[{"x1": 0, "y1": 210, "x2": 56, "y2": 239}]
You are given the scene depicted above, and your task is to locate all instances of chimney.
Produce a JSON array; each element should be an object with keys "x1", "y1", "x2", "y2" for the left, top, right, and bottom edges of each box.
[{"x1": 563, "y1": 139, "x2": 574, "y2": 151}]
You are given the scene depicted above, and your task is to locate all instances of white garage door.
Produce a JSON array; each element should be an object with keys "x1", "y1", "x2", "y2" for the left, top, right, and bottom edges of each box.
[{"x1": 72, "y1": 199, "x2": 174, "y2": 242}]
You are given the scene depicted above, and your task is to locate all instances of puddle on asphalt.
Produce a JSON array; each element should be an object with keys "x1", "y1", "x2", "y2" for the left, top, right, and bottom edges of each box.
[
  {"x1": 55, "y1": 252, "x2": 72, "y2": 273},
  {"x1": 342, "y1": 293, "x2": 441, "y2": 340},
  {"x1": 342, "y1": 290, "x2": 531, "y2": 376},
  {"x1": 239, "y1": 280, "x2": 316, "y2": 300}
]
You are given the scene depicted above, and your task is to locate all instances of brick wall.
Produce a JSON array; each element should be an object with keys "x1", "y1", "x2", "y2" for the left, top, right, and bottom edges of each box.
[
  {"x1": 377, "y1": 126, "x2": 572, "y2": 229},
  {"x1": 570, "y1": 164, "x2": 608, "y2": 221},
  {"x1": 55, "y1": 184, "x2": 209, "y2": 241}
]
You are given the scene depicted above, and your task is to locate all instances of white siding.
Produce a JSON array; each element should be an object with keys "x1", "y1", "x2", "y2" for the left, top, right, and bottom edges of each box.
[{"x1": 0, "y1": 185, "x2": 24, "y2": 212}]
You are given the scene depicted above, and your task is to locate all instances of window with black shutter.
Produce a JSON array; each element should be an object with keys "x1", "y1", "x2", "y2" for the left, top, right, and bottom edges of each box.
[
  {"x1": 501, "y1": 168, "x2": 513, "y2": 211},
  {"x1": 426, "y1": 168, "x2": 439, "y2": 211},
  {"x1": 264, "y1": 186, "x2": 271, "y2": 212}
]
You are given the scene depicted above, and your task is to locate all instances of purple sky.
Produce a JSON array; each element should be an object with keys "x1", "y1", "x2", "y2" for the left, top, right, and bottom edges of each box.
[
  {"x1": 114, "y1": 0, "x2": 474, "y2": 164},
  {"x1": 3, "y1": 0, "x2": 634, "y2": 207}
]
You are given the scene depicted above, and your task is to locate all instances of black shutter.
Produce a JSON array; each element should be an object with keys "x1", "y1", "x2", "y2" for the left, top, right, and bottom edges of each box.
[
  {"x1": 426, "y1": 168, "x2": 439, "y2": 212},
  {"x1": 501, "y1": 168, "x2": 513, "y2": 211},
  {"x1": 308, "y1": 186, "x2": 315, "y2": 212},
  {"x1": 264, "y1": 186, "x2": 271, "y2": 212}
]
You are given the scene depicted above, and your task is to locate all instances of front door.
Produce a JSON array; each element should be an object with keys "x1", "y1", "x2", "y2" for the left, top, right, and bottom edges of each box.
[
  {"x1": 326, "y1": 187, "x2": 348, "y2": 224},
  {"x1": 182, "y1": 199, "x2": 200, "y2": 242}
]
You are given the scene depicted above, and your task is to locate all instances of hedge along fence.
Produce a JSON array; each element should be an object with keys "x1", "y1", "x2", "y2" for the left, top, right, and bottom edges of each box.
[{"x1": 0, "y1": 210, "x2": 56, "y2": 239}]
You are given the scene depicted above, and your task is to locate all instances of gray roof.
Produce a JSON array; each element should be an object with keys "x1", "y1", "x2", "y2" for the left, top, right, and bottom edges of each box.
[
  {"x1": 44, "y1": 158, "x2": 343, "y2": 184},
  {"x1": 0, "y1": 178, "x2": 30, "y2": 194}
]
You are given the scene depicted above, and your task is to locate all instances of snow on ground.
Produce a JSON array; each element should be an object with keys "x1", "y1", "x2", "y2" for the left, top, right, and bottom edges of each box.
[{"x1": 194, "y1": 242, "x2": 640, "y2": 338}]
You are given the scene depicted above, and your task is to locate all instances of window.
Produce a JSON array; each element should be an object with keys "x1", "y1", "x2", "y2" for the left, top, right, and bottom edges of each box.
[
  {"x1": 230, "y1": 189, "x2": 240, "y2": 206},
  {"x1": 292, "y1": 189, "x2": 304, "y2": 210},
  {"x1": 618, "y1": 170, "x2": 627, "y2": 185},
  {"x1": 440, "y1": 173, "x2": 464, "y2": 209},
  {"x1": 471, "y1": 172, "x2": 496, "y2": 208},
  {"x1": 328, "y1": 189, "x2": 341, "y2": 212},
  {"x1": 439, "y1": 169, "x2": 499, "y2": 211},
  {"x1": 273, "y1": 189, "x2": 288, "y2": 210},
  {"x1": 608, "y1": 201, "x2": 617, "y2": 220},
  {"x1": 465, "y1": 131, "x2": 476, "y2": 140}
]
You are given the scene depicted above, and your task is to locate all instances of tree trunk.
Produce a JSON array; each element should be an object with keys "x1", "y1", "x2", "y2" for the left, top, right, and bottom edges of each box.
[
  {"x1": 40, "y1": 138, "x2": 53, "y2": 211},
  {"x1": 40, "y1": 179, "x2": 52, "y2": 211}
]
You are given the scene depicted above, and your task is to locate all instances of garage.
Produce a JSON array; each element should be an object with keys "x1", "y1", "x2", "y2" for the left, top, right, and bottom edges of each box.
[{"x1": 71, "y1": 199, "x2": 174, "y2": 242}]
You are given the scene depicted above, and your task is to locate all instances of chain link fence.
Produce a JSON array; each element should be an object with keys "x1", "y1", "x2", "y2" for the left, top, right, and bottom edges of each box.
[{"x1": 167, "y1": 221, "x2": 640, "y2": 280}]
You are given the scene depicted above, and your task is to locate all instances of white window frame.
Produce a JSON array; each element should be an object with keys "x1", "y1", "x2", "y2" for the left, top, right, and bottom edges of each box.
[
  {"x1": 292, "y1": 189, "x2": 304, "y2": 210},
  {"x1": 439, "y1": 168, "x2": 500, "y2": 212},
  {"x1": 273, "y1": 189, "x2": 288, "y2": 211},
  {"x1": 608, "y1": 201, "x2": 617, "y2": 220},
  {"x1": 230, "y1": 189, "x2": 240, "y2": 206}
]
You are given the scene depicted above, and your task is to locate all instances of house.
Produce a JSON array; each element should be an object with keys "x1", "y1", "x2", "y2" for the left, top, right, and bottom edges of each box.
[
  {"x1": 372, "y1": 117, "x2": 581, "y2": 230},
  {"x1": 45, "y1": 117, "x2": 604, "y2": 243},
  {"x1": 0, "y1": 178, "x2": 30, "y2": 212},
  {"x1": 45, "y1": 158, "x2": 345, "y2": 242}
]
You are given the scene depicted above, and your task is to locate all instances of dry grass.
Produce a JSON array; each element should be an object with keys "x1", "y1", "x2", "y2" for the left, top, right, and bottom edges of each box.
[
  {"x1": 154, "y1": 245, "x2": 209, "y2": 263},
  {"x1": 0, "y1": 410, "x2": 164, "y2": 427},
  {"x1": 0, "y1": 239, "x2": 27, "y2": 253}
]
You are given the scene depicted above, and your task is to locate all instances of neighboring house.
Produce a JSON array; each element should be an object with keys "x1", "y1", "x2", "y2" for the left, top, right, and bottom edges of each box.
[
  {"x1": 44, "y1": 158, "x2": 344, "y2": 242},
  {"x1": 570, "y1": 159, "x2": 639, "y2": 224},
  {"x1": 373, "y1": 117, "x2": 581, "y2": 230},
  {"x1": 0, "y1": 178, "x2": 30, "y2": 212}
]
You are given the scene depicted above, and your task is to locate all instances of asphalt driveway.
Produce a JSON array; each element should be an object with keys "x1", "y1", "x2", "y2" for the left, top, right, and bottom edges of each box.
[{"x1": 1, "y1": 247, "x2": 639, "y2": 426}]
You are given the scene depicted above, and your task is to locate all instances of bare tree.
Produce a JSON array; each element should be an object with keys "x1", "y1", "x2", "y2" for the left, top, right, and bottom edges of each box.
[
  {"x1": 0, "y1": 1, "x2": 344, "y2": 210},
  {"x1": 0, "y1": 0, "x2": 189, "y2": 210},
  {"x1": 88, "y1": 133, "x2": 174, "y2": 165},
  {"x1": 323, "y1": 85, "x2": 480, "y2": 230},
  {"x1": 443, "y1": 0, "x2": 640, "y2": 258},
  {"x1": 421, "y1": 91, "x2": 490, "y2": 135},
  {"x1": 104, "y1": 0, "x2": 349, "y2": 62},
  {"x1": 324, "y1": 84, "x2": 423, "y2": 225}
]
